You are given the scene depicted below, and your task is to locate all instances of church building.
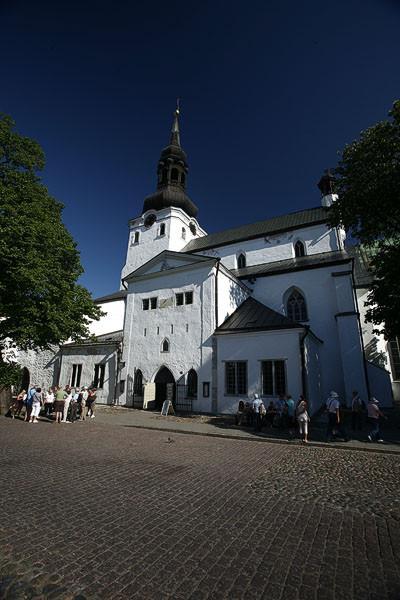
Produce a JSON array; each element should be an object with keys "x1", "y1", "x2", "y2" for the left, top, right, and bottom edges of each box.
[{"x1": 20, "y1": 108, "x2": 396, "y2": 412}]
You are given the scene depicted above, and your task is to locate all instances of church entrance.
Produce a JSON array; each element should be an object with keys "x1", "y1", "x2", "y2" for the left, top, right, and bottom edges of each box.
[
  {"x1": 154, "y1": 367, "x2": 175, "y2": 411},
  {"x1": 21, "y1": 367, "x2": 30, "y2": 392}
]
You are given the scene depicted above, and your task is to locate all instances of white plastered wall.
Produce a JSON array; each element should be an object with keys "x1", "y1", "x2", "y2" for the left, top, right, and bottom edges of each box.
[{"x1": 216, "y1": 329, "x2": 303, "y2": 414}]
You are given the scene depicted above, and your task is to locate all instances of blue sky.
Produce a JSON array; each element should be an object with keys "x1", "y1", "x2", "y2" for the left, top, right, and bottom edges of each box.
[{"x1": 1, "y1": 0, "x2": 399, "y2": 297}]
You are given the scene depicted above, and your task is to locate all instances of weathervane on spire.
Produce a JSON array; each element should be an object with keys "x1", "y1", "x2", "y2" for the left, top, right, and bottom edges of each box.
[{"x1": 176, "y1": 97, "x2": 180, "y2": 115}]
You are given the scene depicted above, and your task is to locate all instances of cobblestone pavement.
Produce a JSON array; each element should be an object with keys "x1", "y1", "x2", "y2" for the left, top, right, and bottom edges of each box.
[{"x1": 1, "y1": 417, "x2": 399, "y2": 600}]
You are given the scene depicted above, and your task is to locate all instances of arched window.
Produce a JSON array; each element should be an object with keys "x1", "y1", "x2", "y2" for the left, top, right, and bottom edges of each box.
[
  {"x1": 294, "y1": 240, "x2": 305, "y2": 257},
  {"x1": 162, "y1": 168, "x2": 168, "y2": 183},
  {"x1": 161, "y1": 338, "x2": 170, "y2": 353},
  {"x1": 237, "y1": 253, "x2": 246, "y2": 269},
  {"x1": 287, "y1": 290, "x2": 308, "y2": 322},
  {"x1": 180, "y1": 172, "x2": 186, "y2": 185},
  {"x1": 133, "y1": 370, "x2": 143, "y2": 395},
  {"x1": 171, "y1": 168, "x2": 179, "y2": 181},
  {"x1": 187, "y1": 369, "x2": 198, "y2": 398}
]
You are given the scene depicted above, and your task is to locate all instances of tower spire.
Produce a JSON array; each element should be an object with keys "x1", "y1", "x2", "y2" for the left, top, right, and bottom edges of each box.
[{"x1": 170, "y1": 98, "x2": 181, "y2": 146}]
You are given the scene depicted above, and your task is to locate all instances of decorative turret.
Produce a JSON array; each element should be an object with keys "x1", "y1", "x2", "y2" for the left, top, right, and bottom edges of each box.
[
  {"x1": 142, "y1": 103, "x2": 198, "y2": 217},
  {"x1": 318, "y1": 169, "x2": 338, "y2": 207}
]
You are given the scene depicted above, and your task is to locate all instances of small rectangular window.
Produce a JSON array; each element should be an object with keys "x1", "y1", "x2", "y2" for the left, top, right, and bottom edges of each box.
[
  {"x1": 144, "y1": 328, "x2": 147, "y2": 337},
  {"x1": 186, "y1": 323, "x2": 189, "y2": 333},
  {"x1": 159, "y1": 223, "x2": 166, "y2": 236},
  {"x1": 71, "y1": 364, "x2": 82, "y2": 387},
  {"x1": 171, "y1": 324, "x2": 174, "y2": 334},
  {"x1": 150, "y1": 297, "x2": 157, "y2": 309},
  {"x1": 93, "y1": 363, "x2": 105, "y2": 389},
  {"x1": 185, "y1": 291, "x2": 193, "y2": 305},
  {"x1": 157, "y1": 326, "x2": 159, "y2": 335},
  {"x1": 134, "y1": 231, "x2": 140, "y2": 244},
  {"x1": 225, "y1": 362, "x2": 247, "y2": 395},
  {"x1": 176, "y1": 293, "x2": 184, "y2": 306},
  {"x1": 142, "y1": 298, "x2": 149, "y2": 310},
  {"x1": 261, "y1": 360, "x2": 286, "y2": 396}
]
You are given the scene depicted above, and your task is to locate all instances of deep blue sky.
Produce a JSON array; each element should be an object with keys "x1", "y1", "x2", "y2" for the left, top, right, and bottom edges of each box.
[{"x1": 1, "y1": 0, "x2": 399, "y2": 298}]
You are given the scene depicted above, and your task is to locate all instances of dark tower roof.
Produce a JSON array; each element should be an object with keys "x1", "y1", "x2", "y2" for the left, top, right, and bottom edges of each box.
[
  {"x1": 142, "y1": 106, "x2": 198, "y2": 218},
  {"x1": 317, "y1": 168, "x2": 336, "y2": 196}
]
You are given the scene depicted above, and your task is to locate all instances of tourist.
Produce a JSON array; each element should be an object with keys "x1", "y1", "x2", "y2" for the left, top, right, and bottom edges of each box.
[
  {"x1": 24, "y1": 385, "x2": 36, "y2": 422},
  {"x1": 62, "y1": 387, "x2": 72, "y2": 422},
  {"x1": 69, "y1": 388, "x2": 80, "y2": 423},
  {"x1": 351, "y1": 390, "x2": 364, "y2": 431},
  {"x1": 87, "y1": 388, "x2": 97, "y2": 418},
  {"x1": 367, "y1": 397, "x2": 387, "y2": 443},
  {"x1": 252, "y1": 393, "x2": 264, "y2": 432},
  {"x1": 265, "y1": 401, "x2": 276, "y2": 428},
  {"x1": 54, "y1": 386, "x2": 66, "y2": 424},
  {"x1": 10, "y1": 389, "x2": 26, "y2": 418},
  {"x1": 43, "y1": 387, "x2": 55, "y2": 418},
  {"x1": 326, "y1": 391, "x2": 348, "y2": 442},
  {"x1": 296, "y1": 395, "x2": 310, "y2": 443},
  {"x1": 80, "y1": 387, "x2": 88, "y2": 420},
  {"x1": 29, "y1": 387, "x2": 43, "y2": 423},
  {"x1": 286, "y1": 394, "x2": 296, "y2": 439},
  {"x1": 235, "y1": 400, "x2": 245, "y2": 425}
]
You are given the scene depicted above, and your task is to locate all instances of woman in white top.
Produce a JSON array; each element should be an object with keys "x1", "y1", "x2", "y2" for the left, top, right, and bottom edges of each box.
[
  {"x1": 296, "y1": 395, "x2": 310, "y2": 443},
  {"x1": 44, "y1": 387, "x2": 55, "y2": 418},
  {"x1": 62, "y1": 388, "x2": 73, "y2": 422}
]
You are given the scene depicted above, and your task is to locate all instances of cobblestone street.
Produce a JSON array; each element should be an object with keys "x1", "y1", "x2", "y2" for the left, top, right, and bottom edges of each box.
[{"x1": 0, "y1": 417, "x2": 399, "y2": 600}]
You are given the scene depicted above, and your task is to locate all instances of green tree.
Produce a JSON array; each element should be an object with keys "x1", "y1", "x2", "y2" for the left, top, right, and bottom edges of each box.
[
  {"x1": 0, "y1": 114, "x2": 101, "y2": 351},
  {"x1": 330, "y1": 100, "x2": 400, "y2": 339}
]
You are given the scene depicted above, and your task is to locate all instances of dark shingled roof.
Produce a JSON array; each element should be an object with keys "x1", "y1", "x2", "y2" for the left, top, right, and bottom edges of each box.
[
  {"x1": 183, "y1": 206, "x2": 329, "y2": 253},
  {"x1": 62, "y1": 330, "x2": 123, "y2": 348},
  {"x1": 216, "y1": 297, "x2": 303, "y2": 333},
  {"x1": 95, "y1": 290, "x2": 127, "y2": 304},
  {"x1": 231, "y1": 250, "x2": 351, "y2": 279}
]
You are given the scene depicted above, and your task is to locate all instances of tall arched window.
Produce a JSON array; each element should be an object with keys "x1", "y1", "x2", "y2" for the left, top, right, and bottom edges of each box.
[
  {"x1": 180, "y1": 172, "x2": 186, "y2": 185},
  {"x1": 237, "y1": 253, "x2": 246, "y2": 269},
  {"x1": 171, "y1": 168, "x2": 179, "y2": 181},
  {"x1": 294, "y1": 240, "x2": 305, "y2": 257},
  {"x1": 187, "y1": 369, "x2": 198, "y2": 398},
  {"x1": 161, "y1": 338, "x2": 170, "y2": 353},
  {"x1": 287, "y1": 290, "x2": 308, "y2": 322},
  {"x1": 133, "y1": 370, "x2": 143, "y2": 395}
]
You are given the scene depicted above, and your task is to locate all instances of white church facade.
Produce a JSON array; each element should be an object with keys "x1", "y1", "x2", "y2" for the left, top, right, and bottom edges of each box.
[{"x1": 19, "y1": 109, "x2": 396, "y2": 412}]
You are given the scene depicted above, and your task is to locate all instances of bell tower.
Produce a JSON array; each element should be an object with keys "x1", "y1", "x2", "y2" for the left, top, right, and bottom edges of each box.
[{"x1": 120, "y1": 103, "x2": 206, "y2": 284}]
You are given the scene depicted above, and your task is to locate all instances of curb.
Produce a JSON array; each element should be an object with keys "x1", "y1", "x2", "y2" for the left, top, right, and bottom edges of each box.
[{"x1": 119, "y1": 422, "x2": 400, "y2": 456}]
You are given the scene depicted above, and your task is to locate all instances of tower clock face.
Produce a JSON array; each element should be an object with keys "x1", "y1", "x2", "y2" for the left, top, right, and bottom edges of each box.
[{"x1": 144, "y1": 214, "x2": 156, "y2": 228}]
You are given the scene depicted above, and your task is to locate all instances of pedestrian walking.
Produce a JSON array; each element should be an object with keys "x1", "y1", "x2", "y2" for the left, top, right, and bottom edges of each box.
[
  {"x1": 326, "y1": 391, "x2": 348, "y2": 442},
  {"x1": 29, "y1": 388, "x2": 43, "y2": 423},
  {"x1": 10, "y1": 389, "x2": 26, "y2": 418},
  {"x1": 367, "y1": 397, "x2": 387, "y2": 443},
  {"x1": 351, "y1": 390, "x2": 364, "y2": 431},
  {"x1": 43, "y1": 387, "x2": 55, "y2": 418},
  {"x1": 252, "y1": 393, "x2": 264, "y2": 432},
  {"x1": 24, "y1": 385, "x2": 36, "y2": 422},
  {"x1": 296, "y1": 395, "x2": 310, "y2": 443}
]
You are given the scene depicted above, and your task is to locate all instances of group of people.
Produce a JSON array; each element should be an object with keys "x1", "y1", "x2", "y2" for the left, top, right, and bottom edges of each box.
[
  {"x1": 236, "y1": 389, "x2": 388, "y2": 444},
  {"x1": 8, "y1": 385, "x2": 97, "y2": 424}
]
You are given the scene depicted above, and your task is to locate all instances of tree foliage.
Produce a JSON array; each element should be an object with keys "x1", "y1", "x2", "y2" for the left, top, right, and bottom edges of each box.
[
  {"x1": 0, "y1": 114, "x2": 101, "y2": 350},
  {"x1": 330, "y1": 101, "x2": 400, "y2": 339}
]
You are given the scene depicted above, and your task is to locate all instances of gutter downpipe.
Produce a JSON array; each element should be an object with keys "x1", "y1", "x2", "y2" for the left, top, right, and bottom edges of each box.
[
  {"x1": 215, "y1": 259, "x2": 220, "y2": 327},
  {"x1": 113, "y1": 342, "x2": 122, "y2": 406},
  {"x1": 300, "y1": 327, "x2": 309, "y2": 399}
]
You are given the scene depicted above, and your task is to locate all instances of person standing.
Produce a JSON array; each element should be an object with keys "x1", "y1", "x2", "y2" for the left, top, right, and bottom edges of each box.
[
  {"x1": 252, "y1": 393, "x2": 264, "y2": 432},
  {"x1": 54, "y1": 386, "x2": 66, "y2": 424},
  {"x1": 24, "y1": 385, "x2": 36, "y2": 422},
  {"x1": 87, "y1": 388, "x2": 97, "y2": 418},
  {"x1": 43, "y1": 387, "x2": 55, "y2": 418},
  {"x1": 10, "y1": 389, "x2": 26, "y2": 418},
  {"x1": 69, "y1": 388, "x2": 80, "y2": 423},
  {"x1": 62, "y1": 387, "x2": 72, "y2": 422},
  {"x1": 351, "y1": 390, "x2": 364, "y2": 431},
  {"x1": 296, "y1": 396, "x2": 310, "y2": 443},
  {"x1": 29, "y1": 387, "x2": 43, "y2": 423},
  {"x1": 367, "y1": 397, "x2": 387, "y2": 442},
  {"x1": 80, "y1": 387, "x2": 88, "y2": 420},
  {"x1": 326, "y1": 391, "x2": 348, "y2": 442}
]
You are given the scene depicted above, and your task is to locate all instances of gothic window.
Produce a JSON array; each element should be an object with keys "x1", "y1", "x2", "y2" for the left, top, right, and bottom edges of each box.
[
  {"x1": 187, "y1": 369, "x2": 198, "y2": 398},
  {"x1": 286, "y1": 290, "x2": 308, "y2": 322},
  {"x1": 294, "y1": 240, "x2": 305, "y2": 257},
  {"x1": 133, "y1": 370, "x2": 143, "y2": 395},
  {"x1": 181, "y1": 172, "x2": 186, "y2": 185},
  {"x1": 171, "y1": 168, "x2": 179, "y2": 181},
  {"x1": 161, "y1": 338, "x2": 170, "y2": 353},
  {"x1": 237, "y1": 253, "x2": 246, "y2": 269},
  {"x1": 159, "y1": 223, "x2": 166, "y2": 236}
]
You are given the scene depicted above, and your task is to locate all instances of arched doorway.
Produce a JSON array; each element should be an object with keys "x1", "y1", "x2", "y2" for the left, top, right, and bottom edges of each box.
[
  {"x1": 21, "y1": 367, "x2": 30, "y2": 393},
  {"x1": 154, "y1": 366, "x2": 175, "y2": 411}
]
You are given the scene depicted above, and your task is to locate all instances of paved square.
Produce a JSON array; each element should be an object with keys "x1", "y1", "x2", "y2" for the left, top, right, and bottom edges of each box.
[{"x1": 0, "y1": 417, "x2": 399, "y2": 599}]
